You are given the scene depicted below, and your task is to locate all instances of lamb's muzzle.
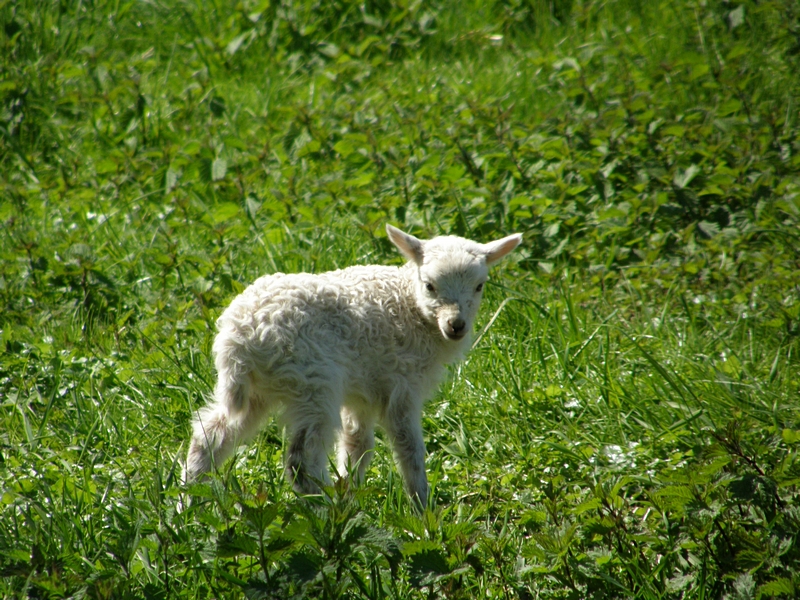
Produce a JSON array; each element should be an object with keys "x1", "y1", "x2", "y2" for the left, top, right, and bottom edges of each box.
[
  {"x1": 445, "y1": 316, "x2": 467, "y2": 340},
  {"x1": 185, "y1": 224, "x2": 522, "y2": 510}
]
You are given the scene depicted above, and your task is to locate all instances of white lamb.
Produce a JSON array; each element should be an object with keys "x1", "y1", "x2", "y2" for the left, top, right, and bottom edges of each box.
[{"x1": 185, "y1": 224, "x2": 521, "y2": 508}]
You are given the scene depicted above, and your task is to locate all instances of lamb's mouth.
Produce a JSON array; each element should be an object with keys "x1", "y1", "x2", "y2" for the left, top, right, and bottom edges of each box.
[{"x1": 444, "y1": 329, "x2": 467, "y2": 341}]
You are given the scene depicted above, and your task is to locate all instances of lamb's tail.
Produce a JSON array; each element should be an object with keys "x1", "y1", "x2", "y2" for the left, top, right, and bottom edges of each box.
[{"x1": 184, "y1": 378, "x2": 249, "y2": 483}]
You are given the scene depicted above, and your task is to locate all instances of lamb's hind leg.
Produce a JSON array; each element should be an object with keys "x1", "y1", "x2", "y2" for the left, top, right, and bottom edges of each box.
[
  {"x1": 337, "y1": 405, "x2": 376, "y2": 484},
  {"x1": 383, "y1": 397, "x2": 428, "y2": 511},
  {"x1": 284, "y1": 387, "x2": 341, "y2": 495},
  {"x1": 185, "y1": 376, "x2": 266, "y2": 482}
]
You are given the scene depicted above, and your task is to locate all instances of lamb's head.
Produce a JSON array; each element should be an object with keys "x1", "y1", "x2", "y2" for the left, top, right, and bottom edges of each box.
[{"x1": 387, "y1": 224, "x2": 522, "y2": 343}]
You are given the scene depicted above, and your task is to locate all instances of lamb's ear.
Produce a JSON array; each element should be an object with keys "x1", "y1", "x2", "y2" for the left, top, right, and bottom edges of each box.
[
  {"x1": 483, "y1": 233, "x2": 522, "y2": 267},
  {"x1": 386, "y1": 224, "x2": 425, "y2": 265}
]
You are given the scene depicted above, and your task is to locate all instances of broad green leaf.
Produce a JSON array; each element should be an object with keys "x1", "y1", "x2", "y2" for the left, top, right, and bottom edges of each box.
[
  {"x1": 333, "y1": 139, "x2": 356, "y2": 157},
  {"x1": 781, "y1": 429, "x2": 800, "y2": 444},
  {"x1": 697, "y1": 220, "x2": 720, "y2": 238},
  {"x1": 674, "y1": 165, "x2": 700, "y2": 189},
  {"x1": 212, "y1": 202, "x2": 240, "y2": 223},
  {"x1": 212, "y1": 157, "x2": 227, "y2": 181},
  {"x1": 728, "y1": 5, "x2": 745, "y2": 30},
  {"x1": 226, "y1": 31, "x2": 251, "y2": 56}
]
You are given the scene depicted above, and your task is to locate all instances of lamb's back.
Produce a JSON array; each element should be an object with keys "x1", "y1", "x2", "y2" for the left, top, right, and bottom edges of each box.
[{"x1": 216, "y1": 264, "x2": 435, "y2": 367}]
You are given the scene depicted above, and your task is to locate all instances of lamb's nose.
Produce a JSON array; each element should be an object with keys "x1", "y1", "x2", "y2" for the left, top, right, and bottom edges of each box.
[{"x1": 449, "y1": 317, "x2": 466, "y2": 334}]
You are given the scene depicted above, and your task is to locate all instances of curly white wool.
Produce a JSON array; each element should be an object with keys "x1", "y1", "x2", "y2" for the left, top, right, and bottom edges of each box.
[{"x1": 185, "y1": 224, "x2": 521, "y2": 508}]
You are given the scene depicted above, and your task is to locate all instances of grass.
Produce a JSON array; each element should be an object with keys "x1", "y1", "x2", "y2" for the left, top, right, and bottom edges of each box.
[{"x1": 1, "y1": 0, "x2": 799, "y2": 597}]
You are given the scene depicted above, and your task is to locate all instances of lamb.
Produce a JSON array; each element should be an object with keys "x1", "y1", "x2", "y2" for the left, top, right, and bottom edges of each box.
[{"x1": 184, "y1": 224, "x2": 521, "y2": 509}]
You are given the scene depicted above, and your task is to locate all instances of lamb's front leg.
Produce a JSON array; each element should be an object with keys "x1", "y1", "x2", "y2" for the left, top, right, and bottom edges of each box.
[{"x1": 384, "y1": 401, "x2": 428, "y2": 511}]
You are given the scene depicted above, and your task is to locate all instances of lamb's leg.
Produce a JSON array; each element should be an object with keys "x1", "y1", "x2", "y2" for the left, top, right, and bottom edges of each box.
[
  {"x1": 185, "y1": 377, "x2": 265, "y2": 482},
  {"x1": 337, "y1": 406, "x2": 376, "y2": 484},
  {"x1": 384, "y1": 404, "x2": 429, "y2": 511},
  {"x1": 284, "y1": 393, "x2": 339, "y2": 495}
]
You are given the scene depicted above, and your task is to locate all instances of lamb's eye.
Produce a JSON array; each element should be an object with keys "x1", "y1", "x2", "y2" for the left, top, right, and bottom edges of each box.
[
  {"x1": 476, "y1": 283, "x2": 484, "y2": 292},
  {"x1": 425, "y1": 282, "x2": 435, "y2": 293}
]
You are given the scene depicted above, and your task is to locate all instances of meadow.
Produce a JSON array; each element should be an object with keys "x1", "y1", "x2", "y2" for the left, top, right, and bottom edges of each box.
[{"x1": 1, "y1": 0, "x2": 799, "y2": 597}]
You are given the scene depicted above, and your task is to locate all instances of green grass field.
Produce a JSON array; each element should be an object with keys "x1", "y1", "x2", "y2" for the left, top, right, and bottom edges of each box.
[{"x1": 2, "y1": 0, "x2": 800, "y2": 597}]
